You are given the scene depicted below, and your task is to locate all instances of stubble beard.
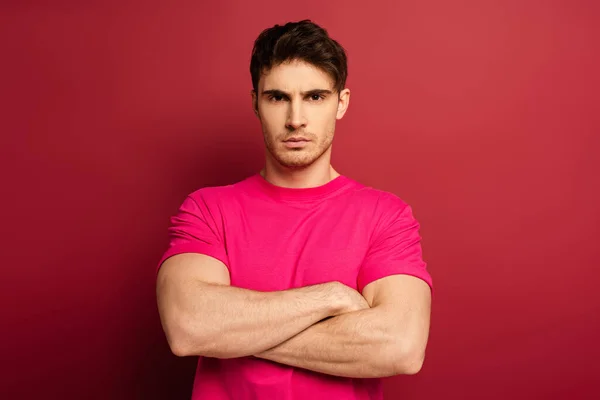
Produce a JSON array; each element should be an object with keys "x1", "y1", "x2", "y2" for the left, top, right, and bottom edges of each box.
[{"x1": 264, "y1": 129, "x2": 334, "y2": 169}]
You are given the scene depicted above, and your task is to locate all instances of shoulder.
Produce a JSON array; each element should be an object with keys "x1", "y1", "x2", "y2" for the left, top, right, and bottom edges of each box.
[
  {"x1": 179, "y1": 177, "x2": 252, "y2": 218},
  {"x1": 346, "y1": 178, "x2": 410, "y2": 214},
  {"x1": 344, "y1": 179, "x2": 418, "y2": 236},
  {"x1": 186, "y1": 175, "x2": 252, "y2": 204},
  {"x1": 187, "y1": 184, "x2": 232, "y2": 203}
]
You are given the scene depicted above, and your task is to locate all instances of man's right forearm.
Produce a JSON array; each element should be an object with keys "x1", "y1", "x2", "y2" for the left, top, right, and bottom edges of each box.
[{"x1": 160, "y1": 280, "x2": 344, "y2": 359}]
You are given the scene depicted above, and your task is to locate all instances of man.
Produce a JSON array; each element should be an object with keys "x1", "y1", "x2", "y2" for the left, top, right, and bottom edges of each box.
[{"x1": 156, "y1": 19, "x2": 432, "y2": 400}]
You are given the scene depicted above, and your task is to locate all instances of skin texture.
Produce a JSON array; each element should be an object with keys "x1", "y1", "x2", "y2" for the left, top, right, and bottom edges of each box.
[
  {"x1": 255, "y1": 274, "x2": 431, "y2": 377},
  {"x1": 251, "y1": 59, "x2": 350, "y2": 188},
  {"x1": 156, "y1": 254, "x2": 370, "y2": 360}
]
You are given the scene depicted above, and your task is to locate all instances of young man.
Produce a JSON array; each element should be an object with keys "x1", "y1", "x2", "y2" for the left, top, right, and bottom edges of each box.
[{"x1": 156, "y1": 20, "x2": 432, "y2": 400}]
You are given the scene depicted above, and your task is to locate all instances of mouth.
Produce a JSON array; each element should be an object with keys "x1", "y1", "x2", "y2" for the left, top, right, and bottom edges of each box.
[
  {"x1": 282, "y1": 136, "x2": 311, "y2": 149},
  {"x1": 283, "y1": 137, "x2": 311, "y2": 143}
]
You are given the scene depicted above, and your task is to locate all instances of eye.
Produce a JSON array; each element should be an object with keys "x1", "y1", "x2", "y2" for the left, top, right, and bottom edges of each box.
[
  {"x1": 310, "y1": 94, "x2": 324, "y2": 101},
  {"x1": 270, "y1": 95, "x2": 284, "y2": 102}
]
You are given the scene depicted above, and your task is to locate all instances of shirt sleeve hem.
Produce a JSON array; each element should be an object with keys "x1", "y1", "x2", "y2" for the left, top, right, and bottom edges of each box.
[
  {"x1": 156, "y1": 243, "x2": 230, "y2": 275},
  {"x1": 358, "y1": 267, "x2": 434, "y2": 298}
]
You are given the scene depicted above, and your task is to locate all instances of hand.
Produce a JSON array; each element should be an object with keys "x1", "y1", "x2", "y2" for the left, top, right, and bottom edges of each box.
[{"x1": 328, "y1": 281, "x2": 370, "y2": 316}]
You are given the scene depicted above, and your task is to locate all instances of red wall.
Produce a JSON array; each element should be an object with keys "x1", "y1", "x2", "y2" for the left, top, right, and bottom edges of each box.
[{"x1": 2, "y1": 1, "x2": 599, "y2": 399}]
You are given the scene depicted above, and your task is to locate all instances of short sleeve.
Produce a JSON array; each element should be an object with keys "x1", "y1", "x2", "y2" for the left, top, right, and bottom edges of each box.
[
  {"x1": 156, "y1": 192, "x2": 229, "y2": 273},
  {"x1": 357, "y1": 197, "x2": 432, "y2": 294}
]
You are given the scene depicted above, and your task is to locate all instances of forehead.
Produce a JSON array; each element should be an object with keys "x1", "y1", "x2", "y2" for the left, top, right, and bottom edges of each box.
[{"x1": 260, "y1": 60, "x2": 334, "y2": 91}]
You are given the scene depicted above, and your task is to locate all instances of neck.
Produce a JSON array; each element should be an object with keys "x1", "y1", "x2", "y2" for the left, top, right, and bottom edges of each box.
[{"x1": 261, "y1": 153, "x2": 340, "y2": 189}]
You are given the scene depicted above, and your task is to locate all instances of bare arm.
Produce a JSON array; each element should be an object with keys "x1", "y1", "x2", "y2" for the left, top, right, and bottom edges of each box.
[
  {"x1": 255, "y1": 275, "x2": 432, "y2": 378},
  {"x1": 156, "y1": 253, "x2": 357, "y2": 359}
]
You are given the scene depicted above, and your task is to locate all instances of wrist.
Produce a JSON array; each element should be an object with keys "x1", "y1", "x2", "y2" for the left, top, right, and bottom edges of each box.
[
  {"x1": 290, "y1": 281, "x2": 347, "y2": 318},
  {"x1": 319, "y1": 281, "x2": 347, "y2": 316}
]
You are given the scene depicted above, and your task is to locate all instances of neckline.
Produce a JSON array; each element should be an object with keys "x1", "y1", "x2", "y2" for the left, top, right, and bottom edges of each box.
[{"x1": 250, "y1": 173, "x2": 352, "y2": 202}]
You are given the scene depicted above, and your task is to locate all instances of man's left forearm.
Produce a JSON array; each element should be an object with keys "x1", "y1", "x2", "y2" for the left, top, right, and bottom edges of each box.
[{"x1": 255, "y1": 307, "x2": 409, "y2": 378}]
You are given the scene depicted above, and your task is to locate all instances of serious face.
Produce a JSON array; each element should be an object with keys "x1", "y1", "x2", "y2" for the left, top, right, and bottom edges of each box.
[{"x1": 252, "y1": 59, "x2": 350, "y2": 169}]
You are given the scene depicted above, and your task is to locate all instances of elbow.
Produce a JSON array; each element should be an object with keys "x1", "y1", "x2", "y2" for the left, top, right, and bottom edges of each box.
[
  {"x1": 396, "y1": 353, "x2": 425, "y2": 375},
  {"x1": 167, "y1": 329, "x2": 194, "y2": 357},
  {"x1": 163, "y1": 312, "x2": 235, "y2": 359},
  {"x1": 389, "y1": 343, "x2": 426, "y2": 376},
  {"x1": 169, "y1": 341, "x2": 190, "y2": 358},
  {"x1": 164, "y1": 318, "x2": 194, "y2": 357},
  {"x1": 161, "y1": 310, "x2": 204, "y2": 357}
]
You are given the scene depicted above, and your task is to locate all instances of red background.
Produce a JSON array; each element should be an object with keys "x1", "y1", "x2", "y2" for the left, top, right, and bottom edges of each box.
[{"x1": 2, "y1": 1, "x2": 599, "y2": 399}]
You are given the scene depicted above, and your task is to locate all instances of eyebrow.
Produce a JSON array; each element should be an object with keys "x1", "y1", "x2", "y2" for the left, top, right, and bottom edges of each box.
[{"x1": 261, "y1": 89, "x2": 333, "y2": 97}]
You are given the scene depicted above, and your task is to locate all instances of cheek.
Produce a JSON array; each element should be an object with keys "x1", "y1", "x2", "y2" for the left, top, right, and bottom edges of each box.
[
  {"x1": 315, "y1": 108, "x2": 337, "y2": 132},
  {"x1": 260, "y1": 108, "x2": 284, "y2": 130},
  {"x1": 321, "y1": 102, "x2": 339, "y2": 121}
]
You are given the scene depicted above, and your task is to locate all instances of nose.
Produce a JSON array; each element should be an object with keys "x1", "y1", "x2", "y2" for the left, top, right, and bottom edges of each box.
[{"x1": 285, "y1": 101, "x2": 306, "y2": 130}]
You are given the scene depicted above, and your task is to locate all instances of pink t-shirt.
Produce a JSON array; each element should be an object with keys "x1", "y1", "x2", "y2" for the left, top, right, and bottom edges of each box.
[{"x1": 157, "y1": 173, "x2": 433, "y2": 400}]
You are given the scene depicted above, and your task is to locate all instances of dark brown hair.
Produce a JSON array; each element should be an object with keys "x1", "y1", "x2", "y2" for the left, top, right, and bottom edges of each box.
[{"x1": 250, "y1": 20, "x2": 348, "y2": 94}]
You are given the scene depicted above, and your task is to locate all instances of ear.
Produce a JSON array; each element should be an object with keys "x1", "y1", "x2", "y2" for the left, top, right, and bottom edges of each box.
[
  {"x1": 251, "y1": 90, "x2": 259, "y2": 117},
  {"x1": 336, "y1": 88, "x2": 351, "y2": 120}
]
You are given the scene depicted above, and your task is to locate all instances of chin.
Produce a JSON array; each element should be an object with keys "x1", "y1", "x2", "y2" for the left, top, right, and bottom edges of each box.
[
  {"x1": 275, "y1": 153, "x2": 317, "y2": 169},
  {"x1": 267, "y1": 140, "x2": 331, "y2": 169},
  {"x1": 279, "y1": 159, "x2": 315, "y2": 169}
]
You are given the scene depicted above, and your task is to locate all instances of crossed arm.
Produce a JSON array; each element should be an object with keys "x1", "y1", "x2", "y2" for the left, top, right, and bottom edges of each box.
[
  {"x1": 255, "y1": 272, "x2": 431, "y2": 377},
  {"x1": 157, "y1": 253, "x2": 431, "y2": 378},
  {"x1": 156, "y1": 253, "x2": 431, "y2": 378}
]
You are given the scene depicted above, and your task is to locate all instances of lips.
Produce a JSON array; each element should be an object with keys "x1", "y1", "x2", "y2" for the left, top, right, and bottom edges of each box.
[{"x1": 283, "y1": 136, "x2": 311, "y2": 149}]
